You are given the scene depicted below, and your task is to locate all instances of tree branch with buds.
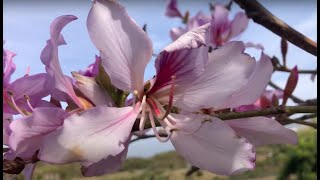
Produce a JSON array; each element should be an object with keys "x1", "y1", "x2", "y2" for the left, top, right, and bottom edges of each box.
[{"x1": 233, "y1": 0, "x2": 317, "y2": 56}]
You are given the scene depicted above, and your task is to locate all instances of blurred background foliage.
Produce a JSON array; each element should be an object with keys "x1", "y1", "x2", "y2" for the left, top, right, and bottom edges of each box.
[{"x1": 12, "y1": 125, "x2": 316, "y2": 180}]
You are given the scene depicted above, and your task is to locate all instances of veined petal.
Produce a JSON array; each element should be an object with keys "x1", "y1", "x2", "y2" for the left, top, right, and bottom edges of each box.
[
  {"x1": 40, "y1": 15, "x2": 83, "y2": 108},
  {"x1": 9, "y1": 107, "x2": 67, "y2": 159},
  {"x1": 81, "y1": 135, "x2": 131, "y2": 177},
  {"x1": 220, "y1": 53, "x2": 273, "y2": 109},
  {"x1": 229, "y1": 12, "x2": 249, "y2": 39},
  {"x1": 87, "y1": 0, "x2": 153, "y2": 92},
  {"x1": 171, "y1": 115, "x2": 255, "y2": 175},
  {"x1": 167, "y1": 113, "x2": 204, "y2": 133},
  {"x1": 170, "y1": 27, "x2": 187, "y2": 41},
  {"x1": 187, "y1": 11, "x2": 211, "y2": 30},
  {"x1": 3, "y1": 113, "x2": 12, "y2": 145},
  {"x1": 211, "y1": 4, "x2": 229, "y2": 27},
  {"x1": 4, "y1": 73, "x2": 51, "y2": 114},
  {"x1": 39, "y1": 105, "x2": 139, "y2": 164},
  {"x1": 149, "y1": 24, "x2": 210, "y2": 95},
  {"x1": 3, "y1": 50, "x2": 16, "y2": 88},
  {"x1": 226, "y1": 117, "x2": 298, "y2": 146},
  {"x1": 173, "y1": 41, "x2": 256, "y2": 111},
  {"x1": 210, "y1": 4, "x2": 230, "y2": 46},
  {"x1": 72, "y1": 72, "x2": 114, "y2": 106}
]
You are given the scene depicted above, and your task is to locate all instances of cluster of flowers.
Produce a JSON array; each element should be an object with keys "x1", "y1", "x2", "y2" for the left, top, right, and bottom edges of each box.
[{"x1": 4, "y1": 0, "x2": 297, "y2": 179}]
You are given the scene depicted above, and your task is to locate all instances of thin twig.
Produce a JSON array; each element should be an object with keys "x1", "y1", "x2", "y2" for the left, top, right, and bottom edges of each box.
[
  {"x1": 130, "y1": 133, "x2": 168, "y2": 143},
  {"x1": 233, "y1": 0, "x2": 317, "y2": 56},
  {"x1": 280, "y1": 118, "x2": 317, "y2": 129},
  {"x1": 293, "y1": 114, "x2": 317, "y2": 121},
  {"x1": 299, "y1": 99, "x2": 317, "y2": 106},
  {"x1": 268, "y1": 81, "x2": 304, "y2": 104},
  {"x1": 132, "y1": 105, "x2": 317, "y2": 131},
  {"x1": 274, "y1": 67, "x2": 317, "y2": 74},
  {"x1": 212, "y1": 106, "x2": 316, "y2": 120}
]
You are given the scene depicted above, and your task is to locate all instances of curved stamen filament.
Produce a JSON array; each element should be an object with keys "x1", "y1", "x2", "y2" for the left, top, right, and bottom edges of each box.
[
  {"x1": 146, "y1": 97, "x2": 162, "y2": 116},
  {"x1": 147, "y1": 97, "x2": 175, "y2": 129},
  {"x1": 158, "y1": 75, "x2": 176, "y2": 121},
  {"x1": 24, "y1": 95, "x2": 34, "y2": 112},
  {"x1": 7, "y1": 91, "x2": 27, "y2": 116},
  {"x1": 163, "y1": 118, "x2": 176, "y2": 129},
  {"x1": 139, "y1": 95, "x2": 147, "y2": 132},
  {"x1": 148, "y1": 106, "x2": 172, "y2": 143}
]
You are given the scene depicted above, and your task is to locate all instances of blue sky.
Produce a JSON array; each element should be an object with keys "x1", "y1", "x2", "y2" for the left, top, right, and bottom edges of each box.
[{"x1": 4, "y1": 0, "x2": 317, "y2": 157}]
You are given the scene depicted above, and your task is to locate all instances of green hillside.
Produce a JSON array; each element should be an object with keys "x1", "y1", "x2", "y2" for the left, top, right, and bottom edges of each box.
[{"x1": 11, "y1": 128, "x2": 316, "y2": 180}]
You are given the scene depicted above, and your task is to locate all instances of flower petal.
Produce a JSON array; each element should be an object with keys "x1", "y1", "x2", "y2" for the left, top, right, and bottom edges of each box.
[
  {"x1": 171, "y1": 115, "x2": 255, "y2": 175},
  {"x1": 39, "y1": 105, "x2": 139, "y2": 164},
  {"x1": 187, "y1": 11, "x2": 211, "y2": 30},
  {"x1": 165, "y1": 0, "x2": 183, "y2": 18},
  {"x1": 211, "y1": 4, "x2": 229, "y2": 28},
  {"x1": 3, "y1": 113, "x2": 12, "y2": 145},
  {"x1": 210, "y1": 4, "x2": 231, "y2": 46},
  {"x1": 79, "y1": 55, "x2": 100, "y2": 77},
  {"x1": 4, "y1": 73, "x2": 51, "y2": 114},
  {"x1": 170, "y1": 27, "x2": 187, "y2": 41},
  {"x1": 3, "y1": 50, "x2": 16, "y2": 88},
  {"x1": 149, "y1": 24, "x2": 210, "y2": 96},
  {"x1": 226, "y1": 117, "x2": 298, "y2": 146},
  {"x1": 229, "y1": 12, "x2": 249, "y2": 39},
  {"x1": 87, "y1": 0, "x2": 153, "y2": 92},
  {"x1": 220, "y1": 53, "x2": 273, "y2": 109},
  {"x1": 173, "y1": 41, "x2": 256, "y2": 111},
  {"x1": 40, "y1": 15, "x2": 83, "y2": 108},
  {"x1": 81, "y1": 135, "x2": 131, "y2": 177},
  {"x1": 9, "y1": 107, "x2": 67, "y2": 159},
  {"x1": 72, "y1": 72, "x2": 114, "y2": 106},
  {"x1": 22, "y1": 163, "x2": 36, "y2": 180}
]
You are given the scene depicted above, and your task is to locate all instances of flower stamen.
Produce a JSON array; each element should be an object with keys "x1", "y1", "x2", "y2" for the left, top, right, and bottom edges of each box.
[
  {"x1": 7, "y1": 91, "x2": 28, "y2": 116},
  {"x1": 159, "y1": 75, "x2": 176, "y2": 121},
  {"x1": 139, "y1": 95, "x2": 147, "y2": 132},
  {"x1": 24, "y1": 95, "x2": 34, "y2": 112},
  {"x1": 148, "y1": 108, "x2": 172, "y2": 143}
]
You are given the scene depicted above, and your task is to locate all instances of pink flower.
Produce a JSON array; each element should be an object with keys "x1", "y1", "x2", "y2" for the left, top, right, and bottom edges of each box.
[
  {"x1": 78, "y1": 55, "x2": 100, "y2": 77},
  {"x1": 37, "y1": 0, "x2": 296, "y2": 176},
  {"x1": 169, "y1": 3, "x2": 249, "y2": 48},
  {"x1": 165, "y1": 0, "x2": 183, "y2": 18},
  {"x1": 235, "y1": 90, "x2": 284, "y2": 112},
  {"x1": 170, "y1": 11, "x2": 211, "y2": 40}
]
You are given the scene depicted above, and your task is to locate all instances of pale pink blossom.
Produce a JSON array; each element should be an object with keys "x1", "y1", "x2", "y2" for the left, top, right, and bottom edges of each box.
[
  {"x1": 169, "y1": 2, "x2": 249, "y2": 48},
  {"x1": 38, "y1": 0, "x2": 296, "y2": 177},
  {"x1": 6, "y1": 0, "x2": 297, "y2": 177}
]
